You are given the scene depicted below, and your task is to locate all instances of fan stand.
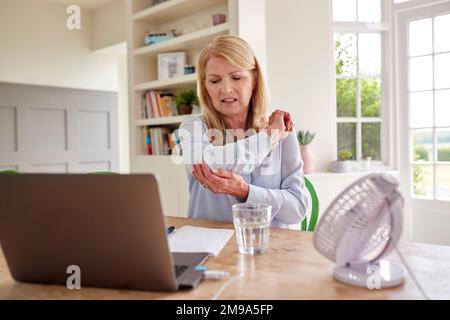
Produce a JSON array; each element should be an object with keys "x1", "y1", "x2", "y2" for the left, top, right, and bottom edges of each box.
[{"x1": 333, "y1": 260, "x2": 406, "y2": 289}]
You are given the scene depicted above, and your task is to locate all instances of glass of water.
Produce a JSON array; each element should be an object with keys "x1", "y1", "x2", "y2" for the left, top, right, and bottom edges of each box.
[{"x1": 232, "y1": 203, "x2": 272, "y2": 255}]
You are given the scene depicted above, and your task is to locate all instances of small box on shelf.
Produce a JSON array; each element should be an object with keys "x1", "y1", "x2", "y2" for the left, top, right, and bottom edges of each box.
[
  {"x1": 212, "y1": 13, "x2": 226, "y2": 26},
  {"x1": 184, "y1": 65, "x2": 195, "y2": 75}
]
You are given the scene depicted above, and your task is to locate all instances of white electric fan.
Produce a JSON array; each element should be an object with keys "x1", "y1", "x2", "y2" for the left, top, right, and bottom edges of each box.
[{"x1": 313, "y1": 173, "x2": 406, "y2": 289}]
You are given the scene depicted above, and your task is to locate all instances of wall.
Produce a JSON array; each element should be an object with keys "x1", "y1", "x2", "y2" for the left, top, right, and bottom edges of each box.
[
  {"x1": 0, "y1": 82, "x2": 119, "y2": 173},
  {"x1": 234, "y1": 0, "x2": 267, "y2": 74},
  {"x1": 117, "y1": 53, "x2": 130, "y2": 173},
  {"x1": 0, "y1": 0, "x2": 119, "y2": 92},
  {"x1": 265, "y1": 0, "x2": 335, "y2": 172},
  {"x1": 91, "y1": 0, "x2": 129, "y2": 172},
  {"x1": 0, "y1": 0, "x2": 130, "y2": 172},
  {"x1": 91, "y1": 0, "x2": 126, "y2": 51}
]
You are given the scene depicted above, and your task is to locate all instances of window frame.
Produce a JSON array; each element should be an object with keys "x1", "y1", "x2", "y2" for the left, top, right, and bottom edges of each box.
[
  {"x1": 332, "y1": 0, "x2": 393, "y2": 167},
  {"x1": 406, "y1": 13, "x2": 450, "y2": 200}
]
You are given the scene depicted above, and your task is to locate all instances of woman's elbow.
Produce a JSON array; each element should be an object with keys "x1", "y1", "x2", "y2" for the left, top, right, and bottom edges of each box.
[
  {"x1": 289, "y1": 202, "x2": 308, "y2": 225},
  {"x1": 277, "y1": 196, "x2": 308, "y2": 225},
  {"x1": 295, "y1": 197, "x2": 309, "y2": 224}
]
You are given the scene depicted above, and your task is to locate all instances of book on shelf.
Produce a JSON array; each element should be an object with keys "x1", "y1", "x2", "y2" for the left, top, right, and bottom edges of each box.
[
  {"x1": 143, "y1": 126, "x2": 181, "y2": 156},
  {"x1": 142, "y1": 90, "x2": 178, "y2": 119}
]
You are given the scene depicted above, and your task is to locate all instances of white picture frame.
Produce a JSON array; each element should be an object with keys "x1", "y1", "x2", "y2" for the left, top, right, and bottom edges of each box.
[{"x1": 157, "y1": 52, "x2": 186, "y2": 81}]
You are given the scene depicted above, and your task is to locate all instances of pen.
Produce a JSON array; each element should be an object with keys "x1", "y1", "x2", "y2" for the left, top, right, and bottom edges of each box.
[
  {"x1": 194, "y1": 266, "x2": 230, "y2": 279},
  {"x1": 167, "y1": 225, "x2": 176, "y2": 235},
  {"x1": 203, "y1": 270, "x2": 230, "y2": 279},
  {"x1": 194, "y1": 265, "x2": 208, "y2": 271}
]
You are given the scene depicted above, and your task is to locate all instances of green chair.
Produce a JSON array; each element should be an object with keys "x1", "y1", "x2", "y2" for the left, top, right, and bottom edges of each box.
[
  {"x1": 0, "y1": 170, "x2": 20, "y2": 174},
  {"x1": 87, "y1": 171, "x2": 119, "y2": 175},
  {"x1": 300, "y1": 177, "x2": 319, "y2": 232}
]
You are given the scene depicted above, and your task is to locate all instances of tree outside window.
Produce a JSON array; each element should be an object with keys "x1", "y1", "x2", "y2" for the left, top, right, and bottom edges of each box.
[{"x1": 333, "y1": 0, "x2": 383, "y2": 163}]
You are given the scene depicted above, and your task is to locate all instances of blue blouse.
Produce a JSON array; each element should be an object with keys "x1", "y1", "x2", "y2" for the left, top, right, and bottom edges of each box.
[{"x1": 179, "y1": 115, "x2": 308, "y2": 228}]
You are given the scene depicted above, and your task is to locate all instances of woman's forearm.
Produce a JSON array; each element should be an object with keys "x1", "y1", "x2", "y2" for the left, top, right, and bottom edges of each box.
[{"x1": 180, "y1": 117, "x2": 273, "y2": 175}]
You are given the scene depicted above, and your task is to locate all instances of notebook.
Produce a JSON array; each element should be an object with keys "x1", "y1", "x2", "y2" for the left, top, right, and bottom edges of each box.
[{"x1": 168, "y1": 226, "x2": 234, "y2": 256}]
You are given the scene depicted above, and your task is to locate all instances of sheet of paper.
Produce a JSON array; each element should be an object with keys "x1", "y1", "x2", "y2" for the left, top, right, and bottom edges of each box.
[{"x1": 168, "y1": 225, "x2": 234, "y2": 256}]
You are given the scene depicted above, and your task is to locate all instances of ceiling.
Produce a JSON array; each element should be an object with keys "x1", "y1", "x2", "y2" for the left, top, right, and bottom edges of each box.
[{"x1": 45, "y1": 0, "x2": 118, "y2": 10}]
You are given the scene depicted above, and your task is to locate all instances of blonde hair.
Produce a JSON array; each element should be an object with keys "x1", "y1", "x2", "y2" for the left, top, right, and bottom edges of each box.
[{"x1": 197, "y1": 35, "x2": 269, "y2": 135}]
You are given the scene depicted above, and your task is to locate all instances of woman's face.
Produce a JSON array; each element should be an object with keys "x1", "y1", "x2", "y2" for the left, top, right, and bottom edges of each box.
[{"x1": 204, "y1": 56, "x2": 255, "y2": 120}]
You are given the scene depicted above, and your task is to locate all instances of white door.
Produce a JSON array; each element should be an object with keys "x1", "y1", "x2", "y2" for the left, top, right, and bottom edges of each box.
[{"x1": 396, "y1": 0, "x2": 450, "y2": 245}]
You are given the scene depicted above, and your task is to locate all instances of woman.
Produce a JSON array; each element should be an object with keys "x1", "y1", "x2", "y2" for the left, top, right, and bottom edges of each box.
[{"x1": 179, "y1": 35, "x2": 308, "y2": 228}]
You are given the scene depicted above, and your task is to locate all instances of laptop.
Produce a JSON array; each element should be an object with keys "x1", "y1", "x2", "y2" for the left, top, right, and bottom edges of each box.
[{"x1": 0, "y1": 173, "x2": 209, "y2": 291}]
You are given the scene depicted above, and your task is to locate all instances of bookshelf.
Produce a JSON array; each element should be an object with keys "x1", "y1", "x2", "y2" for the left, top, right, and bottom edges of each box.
[
  {"x1": 126, "y1": 0, "x2": 267, "y2": 216},
  {"x1": 134, "y1": 73, "x2": 196, "y2": 91},
  {"x1": 134, "y1": 114, "x2": 192, "y2": 126},
  {"x1": 132, "y1": 0, "x2": 225, "y2": 23},
  {"x1": 133, "y1": 23, "x2": 229, "y2": 57}
]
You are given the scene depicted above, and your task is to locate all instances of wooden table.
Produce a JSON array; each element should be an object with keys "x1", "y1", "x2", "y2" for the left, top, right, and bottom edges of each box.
[{"x1": 0, "y1": 217, "x2": 449, "y2": 299}]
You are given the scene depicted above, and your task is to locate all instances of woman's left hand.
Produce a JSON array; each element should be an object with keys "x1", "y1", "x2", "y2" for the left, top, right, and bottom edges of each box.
[{"x1": 192, "y1": 163, "x2": 249, "y2": 200}]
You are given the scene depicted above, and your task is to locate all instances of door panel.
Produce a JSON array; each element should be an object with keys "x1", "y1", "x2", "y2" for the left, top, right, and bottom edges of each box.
[{"x1": 396, "y1": 0, "x2": 450, "y2": 245}]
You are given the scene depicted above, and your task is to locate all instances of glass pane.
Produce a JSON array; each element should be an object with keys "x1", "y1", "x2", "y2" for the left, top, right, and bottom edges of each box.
[
  {"x1": 435, "y1": 89, "x2": 450, "y2": 127},
  {"x1": 361, "y1": 78, "x2": 380, "y2": 117},
  {"x1": 337, "y1": 79, "x2": 357, "y2": 117},
  {"x1": 434, "y1": 14, "x2": 450, "y2": 53},
  {"x1": 409, "y1": 91, "x2": 433, "y2": 128},
  {"x1": 436, "y1": 165, "x2": 450, "y2": 200},
  {"x1": 333, "y1": 0, "x2": 357, "y2": 21},
  {"x1": 335, "y1": 33, "x2": 357, "y2": 76},
  {"x1": 409, "y1": 18, "x2": 432, "y2": 56},
  {"x1": 437, "y1": 129, "x2": 450, "y2": 162},
  {"x1": 337, "y1": 123, "x2": 356, "y2": 160},
  {"x1": 412, "y1": 129, "x2": 434, "y2": 162},
  {"x1": 357, "y1": 0, "x2": 380, "y2": 22},
  {"x1": 409, "y1": 56, "x2": 433, "y2": 91},
  {"x1": 434, "y1": 53, "x2": 450, "y2": 89},
  {"x1": 362, "y1": 122, "x2": 381, "y2": 160},
  {"x1": 358, "y1": 34, "x2": 381, "y2": 76},
  {"x1": 412, "y1": 165, "x2": 434, "y2": 198}
]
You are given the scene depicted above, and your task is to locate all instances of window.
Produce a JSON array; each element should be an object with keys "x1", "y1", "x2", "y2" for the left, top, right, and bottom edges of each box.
[
  {"x1": 408, "y1": 14, "x2": 450, "y2": 200},
  {"x1": 333, "y1": 0, "x2": 389, "y2": 162}
]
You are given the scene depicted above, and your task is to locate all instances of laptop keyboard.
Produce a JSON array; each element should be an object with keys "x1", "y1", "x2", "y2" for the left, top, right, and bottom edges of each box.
[{"x1": 174, "y1": 265, "x2": 189, "y2": 278}]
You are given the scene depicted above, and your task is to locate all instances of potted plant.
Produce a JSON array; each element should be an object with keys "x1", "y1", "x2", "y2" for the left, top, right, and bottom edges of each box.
[
  {"x1": 297, "y1": 130, "x2": 316, "y2": 174},
  {"x1": 335, "y1": 149, "x2": 353, "y2": 172},
  {"x1": 175, "y1": 89, "x2": 198, "y2": 115},
  {"x1": 361, "y1": 153, "x2": 372, "y2": 171}
]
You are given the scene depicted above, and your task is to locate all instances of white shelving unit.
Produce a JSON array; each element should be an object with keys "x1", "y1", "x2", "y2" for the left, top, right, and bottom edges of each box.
[
  {"x1": 134, "y1": 114, "x2": 192, "y2": 126},
  {"x1": 132, "y1": 0, "x2": 225, "y2": 23},
  {"x1": 133, "y1": 23, "x2": 229, "y2": 57},
  {"x1": 126, "y1": 0, "x2": 267, "y2": 216},
  {"x1": 134, "y1": 73, "x2": 196, "y2": 91}
]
